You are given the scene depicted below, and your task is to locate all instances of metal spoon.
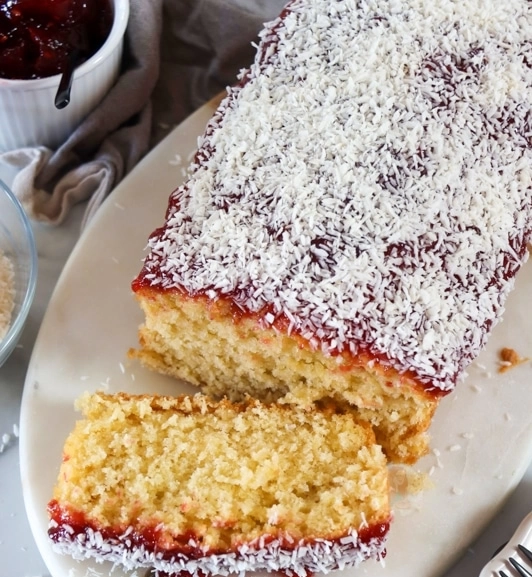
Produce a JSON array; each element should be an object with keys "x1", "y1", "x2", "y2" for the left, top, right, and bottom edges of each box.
[{"x1": 54, "y1": 49, "x2": 80, "y2": 109}]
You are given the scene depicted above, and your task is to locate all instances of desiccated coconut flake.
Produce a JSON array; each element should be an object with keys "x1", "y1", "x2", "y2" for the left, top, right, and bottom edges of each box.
[{"x1": 169, "y1": 154, "x2": 183, "y2": 166}]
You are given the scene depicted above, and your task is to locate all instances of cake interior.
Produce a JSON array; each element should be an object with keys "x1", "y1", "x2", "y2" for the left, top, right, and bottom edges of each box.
[
  {"x1": 52, "y1": 392, "x2": 390, "y2": 551},
  {"x1": 131, "y1": 290, "x2": 441, "y2": 464}
]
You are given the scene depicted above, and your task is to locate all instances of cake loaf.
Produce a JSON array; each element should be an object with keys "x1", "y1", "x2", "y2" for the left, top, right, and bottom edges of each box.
[
  {"x1": 48, "y1": 392, "x2": 390, "y2": 576},
  {"x1": 131, "y1": 0, "x2": 532, "y2": 463}
]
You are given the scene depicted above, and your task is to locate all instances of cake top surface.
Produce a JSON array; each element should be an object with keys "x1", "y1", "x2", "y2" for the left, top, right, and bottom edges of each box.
[{"x1": 137, "y1": 0, "x2": 532, "y2": 391}]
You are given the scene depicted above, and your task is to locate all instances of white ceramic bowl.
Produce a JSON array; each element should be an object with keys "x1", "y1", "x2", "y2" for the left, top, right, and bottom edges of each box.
[
  {"x1": 0, "y1": 180, "x2": 38, "y2": 367},
  {"x1": 0, "y1": 0, "x2": 129, "y2": 152}
]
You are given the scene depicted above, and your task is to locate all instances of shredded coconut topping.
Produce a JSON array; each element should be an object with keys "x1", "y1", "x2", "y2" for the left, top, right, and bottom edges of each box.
[
  {"x1": 140, "y1": 0, "x2": 532, "y2": 391},
  {"x1": 50, "y1": 524, "x2": 387, "y2": 577}
]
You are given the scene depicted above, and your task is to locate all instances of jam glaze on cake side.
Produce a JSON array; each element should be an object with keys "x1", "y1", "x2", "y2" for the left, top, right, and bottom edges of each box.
[
  {"x1": 48, "y1": 500, "x2": 390, "y2": 576},
  {"x1": 132, "y1": 0, "x2": 532, "y2": 462}
]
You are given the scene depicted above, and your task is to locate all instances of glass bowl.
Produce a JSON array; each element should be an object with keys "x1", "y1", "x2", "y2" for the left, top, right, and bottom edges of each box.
[{"x1": 0, "y1": 180, "x2": 38, "y2": 367}]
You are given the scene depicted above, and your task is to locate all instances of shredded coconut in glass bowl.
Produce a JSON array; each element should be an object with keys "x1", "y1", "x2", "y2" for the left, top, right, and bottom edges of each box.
[{"x1": 0, "y1": 249, "x2": 15, "y2": 341}]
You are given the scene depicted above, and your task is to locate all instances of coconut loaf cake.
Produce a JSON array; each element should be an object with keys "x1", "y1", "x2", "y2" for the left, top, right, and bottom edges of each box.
[{"x1": 130, "y1": 0, "x2": 532, "y2": 463}]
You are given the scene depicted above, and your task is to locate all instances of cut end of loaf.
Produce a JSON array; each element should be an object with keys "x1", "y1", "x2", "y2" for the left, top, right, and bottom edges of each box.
[{"x1": 130, "y1": 289, "x2": 441, "y2": 464}]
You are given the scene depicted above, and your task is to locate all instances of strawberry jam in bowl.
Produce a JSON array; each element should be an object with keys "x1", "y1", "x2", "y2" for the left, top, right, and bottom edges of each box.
[
  {"x1": 0, "y1": 0, "x2": 129, "y2": 151},
  {"x1": 0, "y1": 0, "x2": 113, "y2": 80}
]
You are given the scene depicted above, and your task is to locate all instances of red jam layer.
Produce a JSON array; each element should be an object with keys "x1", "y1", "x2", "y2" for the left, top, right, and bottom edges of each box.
[
  {"x1": 48, "y1": 500, "x2": 390, "y2": 562},
  {"x1": 131, "y1": 282, "x2": 447, "y2": 401}
]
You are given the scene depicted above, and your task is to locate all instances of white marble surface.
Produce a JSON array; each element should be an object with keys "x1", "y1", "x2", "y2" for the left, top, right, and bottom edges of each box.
[{"x1": 0, "y1": 157, "x2": 530, "y2": 577}]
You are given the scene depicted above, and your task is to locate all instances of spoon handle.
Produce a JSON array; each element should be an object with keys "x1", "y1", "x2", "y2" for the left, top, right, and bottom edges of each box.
[{"x1": 54, "y1": 50, "x2": 79, "y2": 109}]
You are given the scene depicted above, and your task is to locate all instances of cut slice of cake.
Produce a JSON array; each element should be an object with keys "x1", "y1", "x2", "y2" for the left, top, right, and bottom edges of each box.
[
  {"x1": 131, "y1": 0, "x2": 532, "y2": 463},
  {"x1": 48, "y1": 392, "x2": 391, "y2": 576}
]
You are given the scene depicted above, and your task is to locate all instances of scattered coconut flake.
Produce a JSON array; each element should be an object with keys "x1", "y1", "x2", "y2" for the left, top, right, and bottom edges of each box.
[
  {"x1": 432, "y1": 448, "x2": 443, "y2": 469},
  {"x1": 51, "y1": 521, "x2": 388, "y2": 577},
  {"x1": 448, "y1": 444, "x2": 462, "y2": 452},
  {"x1": 0, "y1": 429, "x2": 18, "y2": 454},
  {"x1": 99, "y1": 376, "x2": 111, "y2": 391},
  {"x1": 472, "y1": 361, "x2": 493, "y2": 378},
  {"x1": 169, "y1": 153, "x2": 183, "y2": 166}
]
